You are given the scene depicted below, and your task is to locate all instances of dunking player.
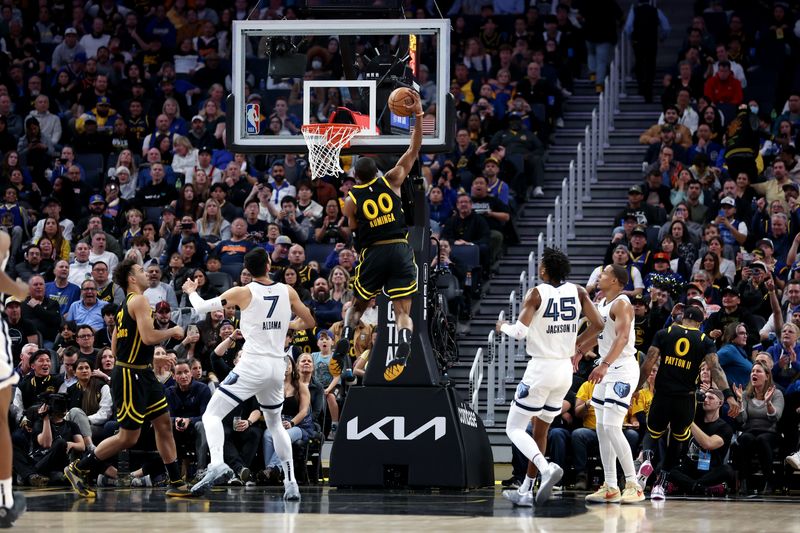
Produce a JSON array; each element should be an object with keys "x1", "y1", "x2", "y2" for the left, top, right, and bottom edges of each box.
[
  {"x1": 331, "y1": 90, "x2": 424, "y2": 381},
  {"x1": 497, "y1": 248, "x2": 604, "y2": 506},
  {"x1": 65, "y1": 259, "x2": 191, "y2": 498},
  {"x1": 0, "y1": 231, "x2": 30, "y2": 526},
  {"x1": 584, "y1": 265, "x2": 644, "y2": 504},
  {"x1": 635, "y1": 305, "x2": 739, "y2": 500},
  {"x1": 184, "y1": 248, "x2": 314, "y2": 499}
]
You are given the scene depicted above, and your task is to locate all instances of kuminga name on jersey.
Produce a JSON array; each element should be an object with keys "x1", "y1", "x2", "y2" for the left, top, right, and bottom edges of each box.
[{"x1": 348, "y1": 176, "x2": 407, "y2": 249}]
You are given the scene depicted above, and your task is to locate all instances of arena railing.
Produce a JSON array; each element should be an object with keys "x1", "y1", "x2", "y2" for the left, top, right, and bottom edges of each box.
[
  {"x1": 480, "y1": 35, "x2": 632, "y2": 428},
  {"x1": 468, "y1": 347, "x2": 483, "y2": 413}
]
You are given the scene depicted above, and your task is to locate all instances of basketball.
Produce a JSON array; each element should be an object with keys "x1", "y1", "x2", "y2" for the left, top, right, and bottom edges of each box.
[{"x1": 388, "y1": 87, "x2": 416, "y2": 117}]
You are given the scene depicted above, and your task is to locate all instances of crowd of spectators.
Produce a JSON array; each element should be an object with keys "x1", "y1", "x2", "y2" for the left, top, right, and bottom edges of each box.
[
  {"x1": 518, "y1": 1, "x2": 800, "y2": 497},
  {"x1": 0, "y1": 0, "x2": 603, "y2": 489}
]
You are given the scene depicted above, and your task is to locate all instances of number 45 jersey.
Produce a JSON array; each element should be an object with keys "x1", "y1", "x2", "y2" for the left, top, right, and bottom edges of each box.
[
  {"x1": 240, "y1": 281, "x2": 292, "y2": 359},
  {"x1": 526, "y1": 283, "x2": 582, "y2": 360}
]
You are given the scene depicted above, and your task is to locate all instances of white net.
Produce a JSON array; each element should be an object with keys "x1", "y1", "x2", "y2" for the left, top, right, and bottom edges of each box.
[{"x1": 301, "y1": 123, "x2": 362, "y2": 181}]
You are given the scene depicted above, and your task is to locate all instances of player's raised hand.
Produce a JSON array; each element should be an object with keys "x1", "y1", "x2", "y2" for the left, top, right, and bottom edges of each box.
[{"x1": 182, "y1": 278, "x2": 198, "y2": 294}]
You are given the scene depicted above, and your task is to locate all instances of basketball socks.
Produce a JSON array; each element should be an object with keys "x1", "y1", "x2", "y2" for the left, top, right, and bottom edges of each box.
[
  {"x1": 506, "y1": 410, "x2": 549, "y2": 481},
  {"x1": 604, "y1": 423, "x2": 637, "y2": 483},
  {"x1": 77, "y1": 451, "x2": 102, "y2": 474},
  {"x1": 596, "y1": 422, "x2": 619, "y2": 489},
  {"x1": 165, "y1": 461, "x2": 182, "y2": 485},
  {"x1": 396, "y1": 328, "x2": 412, "y2": 359},
  {"x1": 202, "y1": 396, "x2": 233, "y2": 467},
  {"x1": 263, "y1": 409, "x2": 296, "y2": 484},
  {"x1": 0, "y1": 478, "x2": 13, "y2": 508},
  {"x1": 518, "y1": 474, "x2": 537, "y2": 495}
]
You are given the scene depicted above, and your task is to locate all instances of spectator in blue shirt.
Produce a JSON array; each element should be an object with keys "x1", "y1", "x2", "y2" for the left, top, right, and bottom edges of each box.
[
  {"x1": 768, "y1": 323, "x2": 800, "y2": 389},
  {"x1": 309, "y1": 278, "x2": 343, "y2": 330},
  {"x1": 65, "y1": 279, "x2": 107, "y2": 331},
  {"x1": 716, "y1": 322, "x2": 753, "y2": 388},
  {"x1": 45, "y1": 259, "x2": 81, "y2": 315}
]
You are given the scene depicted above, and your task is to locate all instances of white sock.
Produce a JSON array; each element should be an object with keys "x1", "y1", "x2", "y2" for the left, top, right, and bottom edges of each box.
[
  {"x1": 518, "y1": 475, "x2": 536, "y2": 494},
  {"x1": 596, "y1": 419, "x2": 618, "y2": 489},
  {"x1": 606, "y1": 424, "x2": 637, "y2": 483},
  {"x1": 506, "y1": 410, "x2": 549, "y2": 481},
  {"x1": 263, "y1": 409, "x2": 296, "y2": 484},
  {"x1": 0, "y1": 478, "x2": 12, "y2": 508},
  {"x1": 202, "y1": 393, "x2": 236, "y2": 467}
]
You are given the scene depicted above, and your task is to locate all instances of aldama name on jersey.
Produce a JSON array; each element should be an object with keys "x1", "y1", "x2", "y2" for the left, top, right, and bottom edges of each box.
[
  {"x1": 262, "y1": 321, "x2": 281, "y2": 330},
  {"x1": 546, "y1": 323, "x2": 577, "y2": 334}
]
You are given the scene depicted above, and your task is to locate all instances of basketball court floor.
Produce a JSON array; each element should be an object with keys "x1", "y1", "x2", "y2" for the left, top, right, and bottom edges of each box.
[{"x1": 10, "y1": 486, "x2": 800, "y2": 532}]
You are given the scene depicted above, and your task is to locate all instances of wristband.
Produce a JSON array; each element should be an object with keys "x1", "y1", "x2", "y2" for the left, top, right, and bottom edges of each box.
[
  {"x1": 247, "y1": 420, "x2": 252, "y2": 428},
  {"x1": 722, "y1": 388, "x2": 733, "y2": 400},
  {"x1": 601, "y1": 361, "x2": 611, "y2": 367},
  {"x1": 416, "y1": 113, "x2": 424, "y2": 117}
]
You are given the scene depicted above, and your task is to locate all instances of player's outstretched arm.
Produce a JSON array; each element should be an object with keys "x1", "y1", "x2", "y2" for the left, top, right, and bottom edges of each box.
[
  {"x1": 131, "y1": 294, "x2": 184, "y2": 345},
  {"x1": 183, "y1": 278, "x2": 252, "y2": 312},
  {"x1": 287, "y1": 286, "x2": 315, "y2": 331},
  {"x1": 0, "y1": 232, "x2": 28, "y2": 298},
  {"x1": 384, "y1": 91, "x2": 424, "y2": 189},
  {"x1": 496, "y1": 287, "x2": 540, "y2": 339}
]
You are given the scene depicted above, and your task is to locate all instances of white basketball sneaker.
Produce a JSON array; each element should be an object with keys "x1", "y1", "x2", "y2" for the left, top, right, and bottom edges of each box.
[
  {"x1": 190, "y1": 463, "x2": 233, "y2": 496},
  {"x1": 284, "y1": 480, "x2": 301, "y2": 501},
  {"x1": 535, "y1": 463, "x2": 563, "y2": 505},
  {"x1": 502, "y1": 489, "x2": 533, "y2": 507}
]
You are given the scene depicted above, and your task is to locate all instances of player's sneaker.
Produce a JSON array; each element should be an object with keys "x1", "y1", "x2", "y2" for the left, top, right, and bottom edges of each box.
[
  {"x1": 283, "y1": 480, "x2": 301, "y2": 501},
  {"x1": 130, "y1": 474, "x2": 153, "y2": 487},
  {"x1": 535, "y1": 463, "x2": 563, "y2": 505},
  {"x1": 636, "y1": 459, "x2": 653, "y2": 489},
  {"x1": 329, "y1": 340, "x2": 350, "y2": 377},
  {"x1": 64, "y1": 461, "x2": 96, "y2": 498},
  {"x1": 502, "y1": 489, "x2": 533, "y2": 507},
  {"x1": 650, "y1": 484, "x2": 666, "y2": 501},
  {"x1": 585, "y1": 483, "x2": 621, "y2": 503},
  {"x1": 620, "y1": 481, "x2": 645, "y2": 503},
  {"x1": 190, "y1": 463, "x2": 233, "y2": 496},
  {"x1": 0, "y1": 492, "x2": 26, "y2": 528},
  {"x1": 786, "y1": 451, "x2": 800, "y2": 471},
  {"x1": 96, "y1": 474, "x2": 118, "y2": 487},
  {"x1": 384, "y1": 342, "x2": 410, "y2": 381},
  {"x1": 165, "y1": 481, "x2": 194, "y2": 497}
]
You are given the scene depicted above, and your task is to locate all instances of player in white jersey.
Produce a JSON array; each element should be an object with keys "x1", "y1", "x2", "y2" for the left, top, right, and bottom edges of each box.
[
  {"x1": 584, "y1": 264, "x2": 644, "y2": 504},
  {"x1": 497, "y1": 248, "x2": 604, "y2": 506},
  {"x1": 183, "y1": 248, "x2": 315, "y2": 500},
  {"x1": 0, "y1": 231, "x2": 29, "y2": 526}
]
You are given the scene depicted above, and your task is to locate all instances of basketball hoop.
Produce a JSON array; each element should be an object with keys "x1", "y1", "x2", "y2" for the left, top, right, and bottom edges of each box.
[{"x1": 301, "y1": 123, "x2": 362, "y2": 181}]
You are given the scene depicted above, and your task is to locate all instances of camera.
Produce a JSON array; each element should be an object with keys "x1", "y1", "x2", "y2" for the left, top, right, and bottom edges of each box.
[
  {"x1": 180, "y1": 222, "x2": 193, "y2": 230},
  {"x1": 44, "y1": 392, "x2": 69, "y2": 416}
]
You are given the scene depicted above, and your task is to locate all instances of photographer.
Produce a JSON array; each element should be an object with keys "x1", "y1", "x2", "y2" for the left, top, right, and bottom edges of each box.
[{"x1": 28, "y1": 393, "x2": 84, "y2": 480}]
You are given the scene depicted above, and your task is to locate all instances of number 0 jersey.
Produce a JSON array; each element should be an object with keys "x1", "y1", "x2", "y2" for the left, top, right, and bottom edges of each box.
[
  {"x1": 526, "y1": 282, "x2": 582, "y2": 360},
  {"x1": 651, "y1": 324, "x2": 716, "y2": 395},
  {"x1": 348, "y1": 175, "x2": 406, "y2": 249},
  {"x1": 240, "y1": 281, "x2": 292, "y2": 359}
]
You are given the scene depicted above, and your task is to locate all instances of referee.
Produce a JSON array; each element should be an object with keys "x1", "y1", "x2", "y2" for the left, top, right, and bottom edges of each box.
[{"x1": 634, "y1": 305, "x2": 740, "y2": 501}]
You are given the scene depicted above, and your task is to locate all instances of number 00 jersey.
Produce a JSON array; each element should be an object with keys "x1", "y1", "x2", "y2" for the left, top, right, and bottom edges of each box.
[
  {"x1": 348, "y1": 176, "x2": 406, "y2": 249},
  {"x1": 116, "y1": 293, "x2": 155, "y2": 366},
  {"x1": 240, "y1": 281, "x2": 292, "y2": 359},
  {"x1": 526, "y1": 282, "x2": 582, "y2": 360},
  {"x1": 651, "y1": 324, "x2": 716, "y2": 395}
]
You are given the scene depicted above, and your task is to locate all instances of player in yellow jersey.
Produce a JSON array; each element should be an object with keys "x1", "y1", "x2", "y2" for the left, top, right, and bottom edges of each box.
[{"x1": 65, "y1": 258, "x2": 189, "y2": 498}]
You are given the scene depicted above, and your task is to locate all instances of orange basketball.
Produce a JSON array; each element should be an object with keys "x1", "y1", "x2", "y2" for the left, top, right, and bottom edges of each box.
[{"x1": 388, "y1": 87, "x2": 416, "y2": 117}]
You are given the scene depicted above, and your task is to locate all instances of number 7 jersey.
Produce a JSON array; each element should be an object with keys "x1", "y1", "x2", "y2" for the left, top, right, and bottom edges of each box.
[
  {"x1": 526, "y1": 282, "x2": 582, "y2": 360},
  {"x1": 240, "y1": 281, "x2": 292, "y2": 359}
]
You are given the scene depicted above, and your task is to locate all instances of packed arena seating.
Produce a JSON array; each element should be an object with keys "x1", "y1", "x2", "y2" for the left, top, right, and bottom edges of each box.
[{"x1": 5, "y1": 0, "x2": 800, "y2": 497}]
